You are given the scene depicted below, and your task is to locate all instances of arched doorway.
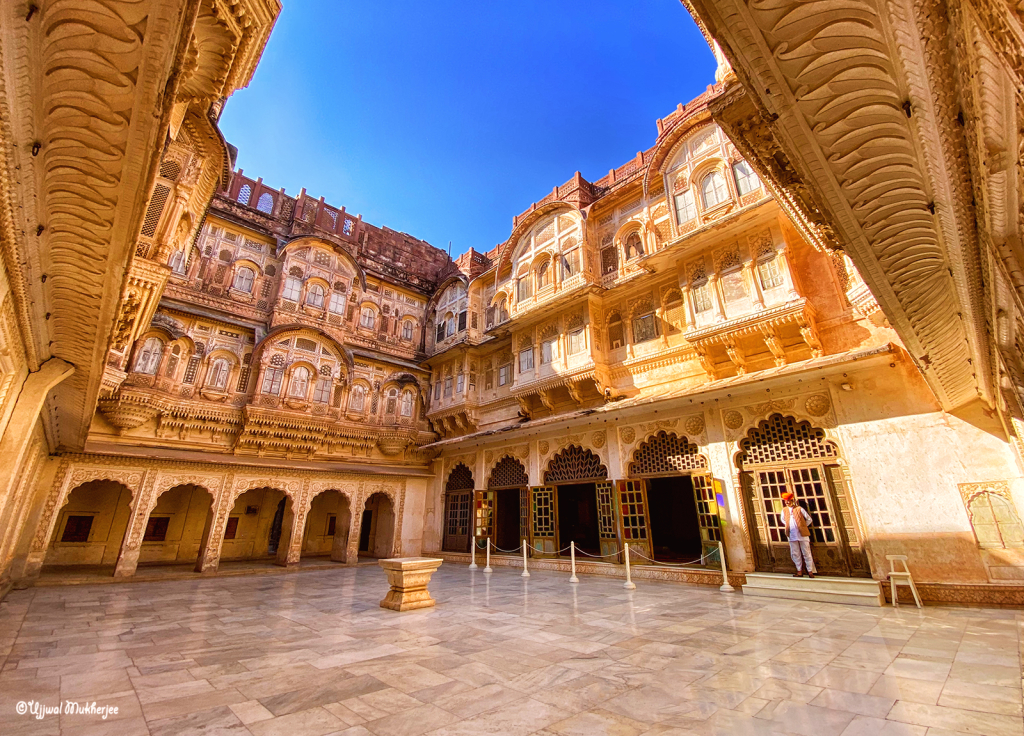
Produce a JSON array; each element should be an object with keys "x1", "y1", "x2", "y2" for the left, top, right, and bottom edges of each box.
[
  {"x1": 443, "y1": 463, "x2": 473, "y2": 552},
  {"x1": 628, "y1": 432, "x2": 720, "y2": 564},
  {"x1": 221, "y1": 487, "x2": 292, "y2": 566},
  {"x1": 539, "y1": 445, "x2": 616, "y2": 558},
  {"x1": 138, "y1": 484, "x2": 215, "y2": 571},
  {"x1": 738, "y1": 414, "x2": 866, "y2": 577},
  {"x1": 487, "y1": 456, "x2": 528, "y2": 554},
  {"x1": 358, "y1": 492, "x2": 395, "y2": 558},
  {"x1": 44, "y1": 480, "x2": 133, "y2": 572},
  {"x1": 302, "y1": 490, "x2": 352, "y2": 563}
]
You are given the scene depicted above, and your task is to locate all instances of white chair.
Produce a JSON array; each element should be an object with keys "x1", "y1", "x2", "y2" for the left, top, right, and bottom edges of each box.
[{"x1": 886, "y1": 555, "x2": 922, "y2": 608}]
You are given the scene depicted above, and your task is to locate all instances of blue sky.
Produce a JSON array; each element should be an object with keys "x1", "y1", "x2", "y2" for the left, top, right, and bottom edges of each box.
[{"x1": 220, "y1": 1, "x2": 716, "y2": 258}]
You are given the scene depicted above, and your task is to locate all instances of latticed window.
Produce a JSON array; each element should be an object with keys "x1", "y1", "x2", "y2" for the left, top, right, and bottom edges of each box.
[
  {"x1": 541, "y1": 338, "x2": 557, "y2": 364},
  {"x1": 532, "y1": 488, "x2": 556, "y2": 537},
  {"x1": 674, "y1": 189, "x2": 697, "y2": 223},
  {"x1": 537, "y1": 260, "x2": 551, "y2": 288},
  {"x1": 693, "y1": 282, "x2": 713, "y2": 313},
  {"x1": 568, "y1": 329, "x2": 585, "y2": 354},
  {"x1": 261, "y1": 366, "x2": 283, "y2": 395},
  {"x1": 282, "y1": 277, "x2": 301, "y2": 302},
  {"x1": 519, "y1": 348, "x2": 534, "y2": 372},
  {"x1": 561, "y1": 248, "x2": 580, "y2": 278},
  {"x1": 444, "y1": 376, "x2": 452, "y2": 397},
  {"x1": 256, "y1": 192, "x2": 274, "y2": 213},
  {"x1": 349, "y1": 385, "x2": 366, "y2": 411},
  {"x1": 701, "y1": 171, "x2": 730, "y2": 208},
  {"x1": 620, "y1": 481, "x2": 648, "y2": 540},
  {"x1": 596, "y1": 482, "x2": 617, "y2": 539},
  {"x1": 498, "y1": 363, "x2": 511, "y2": 386},
  {"x1": 360, "y1": 307, "x2": 376, "y2": 329},
  {"x1": 601, "y1": 246, "x2": 618, "y2": 275},
  {"x1": 329, "y1": 292, "x2": 346, "y2": 315},
  {"x1": 306, "y1": 284, "x2": 326, "y2": 308},
  {"x1": 313, "y1": 378, "x2": 331, "y2": 403},
  {"x1": 207, "y1": 359, "x2": 229, "y2": 390},
  {"x1": 488, "y1": 456, "x2": 528, "y2": 489},
  {"x1": 135, "y1": 337, "x2": 163, "y2": 374},
  {"x1": 544, "y1": 445, "x2": 607, "y2": 483},
  {"x1": 629, "y1": 431, "x2": 707, "y2": 476},
  {"x1": 740, "y1": 414, "x2": 838, "y2": 467},
  {"x1": 632, "y1": 312, "x2": 658, "y2": 343},
  {"x1": 288, "y1": 367, "x2": 310, "y2": 398},
  {"x1": 625, "y1": 232, "x2": 644, "y2": 260},
  {"x1": 517, "y1": 275, "x2": 532, "y2": 302},
  {"x1": 758, "y1": 257, "x2": 783, "y2": 289},
  {"x1": 446, "y1": 463, "x2": 475, "y2": 491},
  {"x1": 142, "y1": 185, "x2": 170, "y2": 238},
  {"x1": 733, "y1": 161, "x2": 761, "y2": 196},
  {"x1": 401, "y1": 391, "x2": 414, "y2": 417},
  {"x1": 233, "y1": 267, "x2": 255, "y2": 293},
  {"x1": 608, "y1": 314, "x2": 624, "y2": 349},
  {"x1": 967, "y1": 493, "x2": 1024, "y2": 549},
  {"x1": 237, "y1": 184, "x2": 252, "y2": 205},
  {"x1": 402, "y1": 321, "x2": 414, "y2": 340}
]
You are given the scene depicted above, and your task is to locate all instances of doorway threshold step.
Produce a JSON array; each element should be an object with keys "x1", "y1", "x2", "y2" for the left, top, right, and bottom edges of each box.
[{"x1": 742, "y1": 572, "x2": 884, "y2": 607}]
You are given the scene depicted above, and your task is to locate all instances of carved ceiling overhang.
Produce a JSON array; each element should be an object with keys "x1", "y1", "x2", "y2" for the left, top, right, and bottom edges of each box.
[
  {"x1": 680, "y1": 0, "x2": 992, "y2": 410},
  {"x1": 0, "y1": 0, "x2": 279, "y2": 452}
]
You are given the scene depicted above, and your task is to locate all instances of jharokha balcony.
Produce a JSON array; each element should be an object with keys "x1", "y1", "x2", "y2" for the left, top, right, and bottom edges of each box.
[{"x1": 684, "y1": 296, "x2": 823, "y2": 379}]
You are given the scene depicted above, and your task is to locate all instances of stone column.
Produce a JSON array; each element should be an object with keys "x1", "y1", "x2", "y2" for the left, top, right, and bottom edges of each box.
[
  {"x1": 193, "y1": 478, "x2": 231, "y2": 574},
  {"x1": 113, "y1": 471, "x2": 157, "y2": 579},
  {"x1": 275, "y1": 494, "x2": 304, "y2": 567},
  {"x1": 704, "y1": 409, "x2": 753, "y2": 573}
]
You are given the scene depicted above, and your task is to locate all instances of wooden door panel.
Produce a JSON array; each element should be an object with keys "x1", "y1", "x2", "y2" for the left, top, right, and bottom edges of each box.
[
  {"x1": 530, "y1": 486, "x2": 558, "y2": 557},
  {"x1": 442, "y1": 491, "x2": 470, "y2": 552},
  {"x1": 595, "y1": 482, "x2": 619, "y2": 558},
  {"x1": 619, "y1": 480, "x2": 652, "y2": 561}
]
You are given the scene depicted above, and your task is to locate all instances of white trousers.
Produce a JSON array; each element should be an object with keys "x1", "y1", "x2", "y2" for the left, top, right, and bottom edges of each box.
[{"x1": 789, "y1": 539, "x2": 816, "y2": 573}]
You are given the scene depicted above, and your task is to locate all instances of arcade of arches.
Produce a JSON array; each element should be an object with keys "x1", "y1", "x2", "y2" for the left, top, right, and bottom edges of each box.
[{"x1": 22, "y1": 463, "x2": 411, "y2": 581}]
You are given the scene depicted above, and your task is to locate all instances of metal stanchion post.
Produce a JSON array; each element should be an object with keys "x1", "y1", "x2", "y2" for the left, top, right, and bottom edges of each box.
[
  {"x1": 521, "y1": 539, "x2": 530, "y2": 577},
  {"x1": 484, "y1": 538, "x2": 492, "y2": 573},
  {"x1": 469, "y1": 535, "x2": 477, "y2": 569},
  {"x1": 718, "y1": 541, "x2": 734, "y2": 592},
  {"x1": 623, "y1": 543, "x2": 636, "y2": 590},
  {"x1": 569, "y1": 541, "x2": 579, "y2": 583}
]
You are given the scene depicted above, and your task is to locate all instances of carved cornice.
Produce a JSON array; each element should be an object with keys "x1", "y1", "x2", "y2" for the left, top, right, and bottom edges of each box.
[{"x1": 682, "y1": 0, "x2": 986, "y2": 410}]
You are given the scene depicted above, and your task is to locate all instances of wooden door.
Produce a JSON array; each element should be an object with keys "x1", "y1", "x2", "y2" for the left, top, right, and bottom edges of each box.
[
  {"x1": 474, "y1": 491, "x2": 494, "y2": 545},
  {"x1": 442, "y1": 491, "x2": 471, "y2": 552},
  {"x1": 744, "y1": 465, "x2": 849, "y2": 575},
  {"x1": 692, "y1": 474, "x2": 723, "y2": 561},
  {"x1": 520, "y1": 487, "x2": 530, "y2": 548},
  {"x1": 617, "y1": 480, "x2": 652, "y2": 562},
  {"x1": 595, "y1": 482, "x2": 619, "y2": 558},
  {"x1": 530, "y1": 486, "x2": 558, "y2": 557}
]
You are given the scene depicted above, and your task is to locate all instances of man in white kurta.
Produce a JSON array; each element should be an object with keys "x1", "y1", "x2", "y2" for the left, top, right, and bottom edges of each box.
[{"x1": 780, "y1": 492, "x2": 816, "y2": 577}]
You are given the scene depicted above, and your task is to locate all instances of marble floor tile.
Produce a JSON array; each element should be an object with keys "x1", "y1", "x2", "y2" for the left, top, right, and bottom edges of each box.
[{"x1": 0, "y1": 565, "x2": 1020, "y2": 736}]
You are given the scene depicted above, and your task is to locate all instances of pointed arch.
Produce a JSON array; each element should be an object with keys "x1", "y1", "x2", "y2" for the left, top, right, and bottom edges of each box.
[
  {"x1": 487, "y1": 456, "x2": 528, "y2": 489},
  {"x1": 445, "y1": 463, "x2": 474, "y2": 492},
  {"x1": 628, "y1": 431, "x2": 707, "y2": 477},
  {"x1": 737, "y1": 414, "x2": 838, "y2": 468},
  {"x1": 544, "y1": 445, "x2": 607, "y2": 483}
]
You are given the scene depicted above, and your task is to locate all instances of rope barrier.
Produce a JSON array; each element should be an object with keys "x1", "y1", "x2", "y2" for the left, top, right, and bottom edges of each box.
[
  {"x1": 626, "y1": 546, "x2": 719, "y2": 568},
  {"x1": 574, "y1": 548, "x2": 621, "y2": 559}
]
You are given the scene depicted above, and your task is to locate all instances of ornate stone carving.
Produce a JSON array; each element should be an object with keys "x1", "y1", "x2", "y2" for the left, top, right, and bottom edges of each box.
[
  {"x1": 805, "y1": 394, "x2": 831, "y2": 417},
  {"x1": 591, "y1": 431, "x2": 606, "y2": 449},
  {"x1": 684, "y1": 414, "x2": 706, "y2": 437},
  {"x1": 619, "y1": 426, "x2": 636, "y2": 444},
  {"x1": 724, "y1": 410, "x2": 744, "y2": 430}
]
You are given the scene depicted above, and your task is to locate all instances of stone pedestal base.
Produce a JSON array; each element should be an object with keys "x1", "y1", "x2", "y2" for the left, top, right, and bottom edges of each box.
[{"x1": 379, "y1": 557, "x2": 443, "y2": 611}]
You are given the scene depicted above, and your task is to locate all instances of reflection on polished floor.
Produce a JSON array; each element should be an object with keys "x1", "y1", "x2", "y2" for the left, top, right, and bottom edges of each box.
[{"x1": 0, "y1": 565, "x2": 1021, "y2": 736}]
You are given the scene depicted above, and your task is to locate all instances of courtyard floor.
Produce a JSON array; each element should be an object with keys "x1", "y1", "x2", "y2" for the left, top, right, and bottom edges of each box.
[{"x1": 0, "y1": 565, "x2": 1021, "y2": 736}]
